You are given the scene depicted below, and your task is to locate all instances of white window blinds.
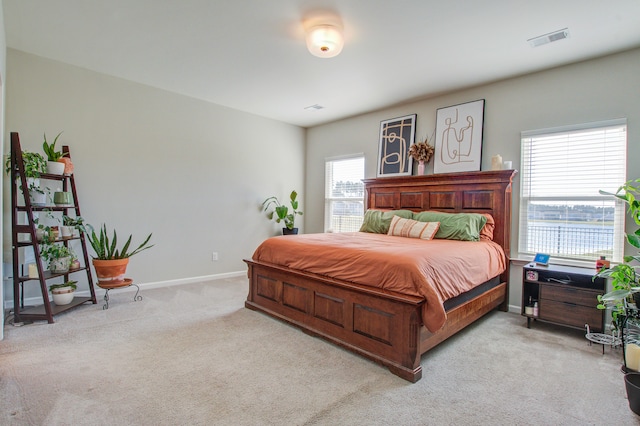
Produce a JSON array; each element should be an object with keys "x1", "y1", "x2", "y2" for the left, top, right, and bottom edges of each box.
[
  {"x1": 324, "y1": 155, "x2": 365, "y2": 232},
  {"x1": 519, "y1": 119, "x2": 627, "y2": 262}
]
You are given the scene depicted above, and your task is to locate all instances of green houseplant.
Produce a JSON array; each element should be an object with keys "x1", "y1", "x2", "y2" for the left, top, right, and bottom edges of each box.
[
  {"x1": 61, "y1": 215, "x2": 85, "y2": 237},
  {"x1": 42, "y1": 132, "x2": 68, "y2": 175},
  {"x1": 596, "y1": 179, "x2": 640, "y2": 328},
  {"x1": 595, "y1": 179, "x2": 640, "y2": 415},
  {"x1": 5, "y1": 150, "x2": 48, "y2": 205},
  {"x1": 262, "y1": 190, "x2": 303, "y2": 234},
  {"x1": 49, "y1": 280, "x2": 77, "y2": 306},
  {"x1": 42, "y1": 132, "x2": 66, "y2": 161},
  {"x1": 84, "y1": 224, "x2": 153, "y2": 288},
  {"x1": 40, "y1": 242, "x2": 74, "y2": 273}
]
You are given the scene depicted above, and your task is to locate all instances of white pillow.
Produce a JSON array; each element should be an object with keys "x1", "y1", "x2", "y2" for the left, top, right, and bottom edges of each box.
[{"x1": 387, "y1": 215, "x2": 440, "y2": 240}]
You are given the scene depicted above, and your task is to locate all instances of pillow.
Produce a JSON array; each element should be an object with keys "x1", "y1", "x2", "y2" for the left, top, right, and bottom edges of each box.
[
  {"x1": 359, "y1": 209, "x2": 414, "y2": 234},
  {"x1": 412, "y1": 211, "x2": 488, "y2": 241},
  {"x1": 387, "y1": 216, "x2": 440, "y2": 240},
  {"x1": 480, "y1": 214, "x2": 495, "y2": 241}
]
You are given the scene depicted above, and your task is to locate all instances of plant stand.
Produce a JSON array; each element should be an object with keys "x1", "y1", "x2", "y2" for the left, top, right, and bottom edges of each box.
[
  {"x1": 9, "y1": 132, "x2": 97, "y2": 324},
  {"x1": 97, "y1": 279, "x2": 141, "y2": 310}
]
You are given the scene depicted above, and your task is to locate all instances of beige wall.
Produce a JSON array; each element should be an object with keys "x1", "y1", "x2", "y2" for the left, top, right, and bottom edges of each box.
[
  {"x1": 3, "y1": 49, "x2": 305, "y2": 303},
  {"x1": 4, "y1": 44, "x2": 639, "y2": 312},
  {"x1": 305, "y1": 47, "x2": 640, "y2": 310},
  {"x1": 0, "y1": 0, "x2": 6, "y2": 337}
]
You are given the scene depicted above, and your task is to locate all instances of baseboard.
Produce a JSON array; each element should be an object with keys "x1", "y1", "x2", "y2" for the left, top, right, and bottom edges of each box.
[
  {"x1": 508, "y1": 303, "x2": 520, "y2": 314},
  {"x1": 3, "y1": 271, "x2": 246, "y2": 310}
]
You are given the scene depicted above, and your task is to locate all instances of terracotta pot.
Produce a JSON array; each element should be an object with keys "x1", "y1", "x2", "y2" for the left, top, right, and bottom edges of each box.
[
  {"x1": 57, "y1": 158, "x2": 74, "y2": 175},
  {"x1": 92, "y1": 258, "x2": 129, "y2": 286}
]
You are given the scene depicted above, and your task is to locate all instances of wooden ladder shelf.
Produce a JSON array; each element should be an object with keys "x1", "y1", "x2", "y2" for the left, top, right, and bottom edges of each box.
[{"x1": 9, "y1": 132, "x2": 97, "y2": 323}]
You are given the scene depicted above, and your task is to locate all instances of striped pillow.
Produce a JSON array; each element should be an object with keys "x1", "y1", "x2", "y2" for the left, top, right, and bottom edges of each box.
[{"x1": 387, "y1": 215, "x2": 440, "y2": 240}]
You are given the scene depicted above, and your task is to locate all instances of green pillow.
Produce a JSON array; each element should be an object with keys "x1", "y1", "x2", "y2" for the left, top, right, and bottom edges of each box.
[
  {"x1": 413, "y1": 211, "x2": 488, "y2": 241},
  {"x1": 359, "y1": 209, "x2": 414, "y2": 234}
]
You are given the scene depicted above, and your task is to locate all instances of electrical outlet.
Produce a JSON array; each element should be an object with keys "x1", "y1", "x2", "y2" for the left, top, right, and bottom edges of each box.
[{"x1": 212, "y1": 252, "x2": 218, "y2": 261}]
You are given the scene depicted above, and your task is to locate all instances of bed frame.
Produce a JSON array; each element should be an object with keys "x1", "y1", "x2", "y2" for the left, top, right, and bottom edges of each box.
[{"x1": 245, "y1": 170, "x2": 516, "y2": 382}]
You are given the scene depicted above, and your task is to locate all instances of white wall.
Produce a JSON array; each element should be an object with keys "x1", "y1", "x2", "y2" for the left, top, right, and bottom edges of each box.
[
  {"x1": 0, "y1": 0, "x2": 7, "y2": 337},
  {"x1": 2, "y1": 49, "x2": 305, "y2": 304},
  {"x1": 306, "y1": 48, "x2": 640, "y2": 311}
]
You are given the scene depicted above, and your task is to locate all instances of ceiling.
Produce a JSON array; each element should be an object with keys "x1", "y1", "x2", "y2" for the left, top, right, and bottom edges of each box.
[{"x1": 4, "y1": 0, "x2": 640, "y2": 128}]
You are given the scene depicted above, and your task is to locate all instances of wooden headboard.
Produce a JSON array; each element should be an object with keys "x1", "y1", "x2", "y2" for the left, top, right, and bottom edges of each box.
[{"x1": 363, "y1": 170, "x2": 517, "y2": 260}]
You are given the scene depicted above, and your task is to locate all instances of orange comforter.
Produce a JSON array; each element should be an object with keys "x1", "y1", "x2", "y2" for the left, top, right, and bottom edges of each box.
[{"x1": 252, "y1": 232, "x2": 506, "y2": 332}]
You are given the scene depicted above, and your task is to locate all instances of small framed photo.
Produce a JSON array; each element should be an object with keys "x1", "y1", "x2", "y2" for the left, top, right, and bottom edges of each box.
[{"x1": 534, "y1": 253, "x2": 550, "y2": 266}]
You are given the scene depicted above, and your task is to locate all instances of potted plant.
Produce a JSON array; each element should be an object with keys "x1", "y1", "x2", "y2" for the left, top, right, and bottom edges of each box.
[
  {"x1": 42, "y1": 132, "x2": 67, "y2": 175},
  {"x1": 49, "y1": 281, "x2": 77, "y2": 305},
  {"x1": 5, "y1": 150, "x2": 48, "y2": 205},
  {"x1": 408, "y1": 138, "x2": 435, "y2": 176},
  {"x1": 33, "y1": 209, "x2": 57, "y2": 242},
  {"x1": 85, "y1": 224, "x2": 153, "y2": 288},
  {"x1": 596, "y1": 178, "x2": 640, "y2": 415},
  {"x1": 262, "y1": 190, "x2": 303, "y2": 235},
  {"x1": 40, "y1": 242, "x2": 74, "y2": 273},
  {"x1": 62, "y1": 215, "x2": 85, "y2": 238}
]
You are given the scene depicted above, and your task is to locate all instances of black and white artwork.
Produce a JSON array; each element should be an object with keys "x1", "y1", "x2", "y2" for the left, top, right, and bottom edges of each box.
[
  {"x1": 377, "y1": 114, "x2": 416, "y2": 177},
  {"x1": 434, "y1": 99, "x2": 484, "y2": 174}
]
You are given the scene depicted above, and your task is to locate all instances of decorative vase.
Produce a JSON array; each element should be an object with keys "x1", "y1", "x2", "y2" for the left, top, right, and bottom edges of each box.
[
  {"x1": 282, "y1": 228, "x2": 299, "y2": 235},
  {"x1": 53, "y1": 191, "x2": 73, "y2": 205},
  {"x1": 92, "y1": 258, "x2": 130, "y2": 287},
  {"x1": 418, "y1": 160, "x2": 425, "y2": 176},
  {"x1": 51, "y1": 286, "x2": 75, "y2": 305}
]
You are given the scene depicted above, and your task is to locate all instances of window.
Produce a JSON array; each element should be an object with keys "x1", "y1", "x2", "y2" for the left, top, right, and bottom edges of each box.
[
  {"x1": 325, "y1": 155, "x2": 365, "y2": 232},
  {"x1": 519, "y1": 119, "x2": 627, "y2": 262}
]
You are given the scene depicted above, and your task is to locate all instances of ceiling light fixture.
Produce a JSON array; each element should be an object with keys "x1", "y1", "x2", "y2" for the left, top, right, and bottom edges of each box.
[{"x1": 305, "y1": 23, "x2": 344, "y2": 58}]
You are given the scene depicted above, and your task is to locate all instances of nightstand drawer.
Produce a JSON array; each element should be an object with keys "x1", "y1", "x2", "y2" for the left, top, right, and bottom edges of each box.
[
  {"x1": 540, "y1": 299, "x2": 603, "y2": 331},
  {"x1": 540, "y1": 285, "x2": 599, "y2": 307}
]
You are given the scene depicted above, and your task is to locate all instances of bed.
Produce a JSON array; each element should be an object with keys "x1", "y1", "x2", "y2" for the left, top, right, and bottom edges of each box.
[{"x1": 245, "y1": 169, "x2": 516, "y2": 382}]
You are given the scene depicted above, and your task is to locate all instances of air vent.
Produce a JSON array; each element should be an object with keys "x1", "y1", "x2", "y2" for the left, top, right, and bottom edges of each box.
[
  {"x1": 528, "y1": 28, "x2": 569, "y2": 47},
  {"x1": 304, "y1": 104, "x2": 325, "y2": 111}
]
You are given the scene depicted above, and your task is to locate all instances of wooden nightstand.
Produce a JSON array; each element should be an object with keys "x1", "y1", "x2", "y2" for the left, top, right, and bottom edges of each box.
[{"x1": 522, "y1": 263, "x2": 606, "y2": 332}]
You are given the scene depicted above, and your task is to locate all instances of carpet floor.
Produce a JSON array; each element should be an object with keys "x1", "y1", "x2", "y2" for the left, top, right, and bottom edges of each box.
[{"x1": 1, "y1": 277, "x2": 638, "y2": 425}]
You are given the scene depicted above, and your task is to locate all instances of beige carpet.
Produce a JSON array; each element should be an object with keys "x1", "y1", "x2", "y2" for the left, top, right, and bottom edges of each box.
[{"x1": 1, "y1": 277, "x2": 638, "y2": 425}]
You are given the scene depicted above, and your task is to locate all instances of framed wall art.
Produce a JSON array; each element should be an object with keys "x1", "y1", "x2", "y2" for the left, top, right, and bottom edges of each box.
[
  {"x1": 433, "y1": 99, "x2": 485, "y2": 174},
  {"x1": 377, "y1": 114, "x2": 416, "y2": 177}
]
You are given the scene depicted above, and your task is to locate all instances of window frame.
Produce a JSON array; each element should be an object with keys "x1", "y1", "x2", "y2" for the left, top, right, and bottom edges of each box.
[
  {"x1": 324, "y1": 154, "x2": 365, "y2": 233},
  {"x1": 518, "y1": 119, "x2": 627, "y2": 263}
]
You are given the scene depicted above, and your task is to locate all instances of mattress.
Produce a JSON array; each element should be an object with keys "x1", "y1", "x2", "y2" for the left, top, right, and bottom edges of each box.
[{"x1": 252, "y1": 232, "x2": 506, "y2": 332}]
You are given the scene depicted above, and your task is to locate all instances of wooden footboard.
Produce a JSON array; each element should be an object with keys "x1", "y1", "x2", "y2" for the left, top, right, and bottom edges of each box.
[
  {"x1": 245, "y1": 259, "x2": 425, "y2": 382},
  {"x1": 245, "y1": 259, "x2": 507, "y2": 382}
]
